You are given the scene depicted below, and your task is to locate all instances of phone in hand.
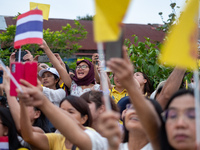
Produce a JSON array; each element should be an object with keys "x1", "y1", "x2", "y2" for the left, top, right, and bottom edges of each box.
[
  {"x1": 38, "y1": 55, "x2": 50, "y2": 63},
  {"x1": 95, "y1": 56, "x2": 99, "y2": 65},
  {"x1": 105, "y1": 32, "x2": 124, "y2": 61},
  {"x1": 10, "y1": 62, "x2": 37, "y2": 96},
  {"x1": 10, "y1": 62, "x2": 24, "y2": 96},
  {"x1": 15, "y1": 51, "x2": 28, "y2": 62},
  {"x1": 104, "y1": 31, "x2": 124, "y2": 72},
  {"x1": 0, "y1": 70, "x2": 3, "y2": 84}
]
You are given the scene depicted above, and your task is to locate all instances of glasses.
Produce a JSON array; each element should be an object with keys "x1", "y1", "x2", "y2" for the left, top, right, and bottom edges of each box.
[
  {"x1": 126, "y1": 104, "x2": 135, "y2": 110},
  {"x1": 162, "y1": 108, "x2": 195, "y2": 122},
  {"x1": 76, "y1": 65, "x2": 89, "y2": 70}
]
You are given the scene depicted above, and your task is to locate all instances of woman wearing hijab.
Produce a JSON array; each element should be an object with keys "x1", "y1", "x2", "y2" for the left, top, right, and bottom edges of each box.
[{"x1": 39, "y1": 40, "x2": 100, "y2": 96}]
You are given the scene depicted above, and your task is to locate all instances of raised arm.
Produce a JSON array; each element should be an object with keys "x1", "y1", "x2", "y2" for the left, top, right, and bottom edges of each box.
[
  {"x1": 107, "y1": 47, "x2": 161, "y2": 150},
  {"x1": 17, "y1": 80, "x2": 93, "y2": 150},
  {"x1": 39, "y1": 40, "x2": 72, "y2": 88},
  {"x1": 19, "y1": 99, "x2": 49, "y2": 149},
  {"x1": 92, "y1": 53, "x2": 100, "y2": 84},
  {"x1": 1, "y1": 67, "x2": 21, "y2": 132},
  {"x1": 1, "y1": 67, "x2": 45, "y2": 135},
  {"x1": 156, "y1": 67, "x2": 186, "y2": 109}
]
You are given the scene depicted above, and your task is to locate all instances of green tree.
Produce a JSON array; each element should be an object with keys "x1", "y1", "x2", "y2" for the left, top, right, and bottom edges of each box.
[
  {"x1": 157, "y1": 2, "x2": 181, "y2": 32},
  {"x1": 125, "y1": 35, "x2": 172, "y2": 88},
  {"x1": 77, "y1": 14, "x2": 93, "y2": 21},
  {"x1": 0, "y1": 20, "x2": 88, "y2": 65},
  {"x1": 125, "y1": 35, "x2": 192, "y2": 89}
]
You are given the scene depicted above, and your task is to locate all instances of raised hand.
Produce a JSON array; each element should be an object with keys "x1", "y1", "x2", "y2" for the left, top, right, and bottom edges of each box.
[
  {"x1": 92, "y1": 53, "x2": 99, "y2": 65},
  {"x1": 39, "y1": 39, "x2": 49, "y2": 50},
  {"x1": 9, "y1": 52, "x2": 16, "y2": 64},
  {"x1": 17, "y1": 79, "x2": 45, "y2": 108},
  {"x1": 97, "y1": 111, "x2": 121, "y2": 150},
  {"x1": 23, "y1": 50, "x2": 34, "y2": 61},
  {"x1": 107, "y1": 46, "x2": 135, "y2": 90},
  {"x1": 54, "y1": 53, "x2": 65, "y2": 69}
]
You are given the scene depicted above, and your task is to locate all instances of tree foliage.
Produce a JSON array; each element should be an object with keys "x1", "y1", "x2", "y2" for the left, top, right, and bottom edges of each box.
[
  {"x1": 125, "y1": 35, "x2": 192, "y2": 89},
  {"x1": 77, "y1": 14, "x2": 93, "y2": 21},
  {"x1": 157, "y1": 2, "x2": 180, "y2": 32},
  {"x1": 125, "y1": 35, "x2": 172, "y2": 88},
  {"x1": 0, "y1": 20, "x2": 88, "y2": 65}
]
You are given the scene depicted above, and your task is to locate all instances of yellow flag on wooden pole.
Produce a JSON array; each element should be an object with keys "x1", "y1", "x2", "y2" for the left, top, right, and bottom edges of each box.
[
  {"x1": 30, "y1": 2, "x2": 50, "y2": 20},
  {"x1": 94, "y1": 0, "x2": 131, "y2": 42},
  {"x1": 159, "y1": 0, "x2": 199, "y2": 70}
]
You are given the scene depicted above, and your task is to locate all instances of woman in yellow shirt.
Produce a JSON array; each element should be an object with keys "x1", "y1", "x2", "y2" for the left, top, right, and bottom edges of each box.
[{"x1": 19, "y1": 95, "x2": 92, "y2": 150}]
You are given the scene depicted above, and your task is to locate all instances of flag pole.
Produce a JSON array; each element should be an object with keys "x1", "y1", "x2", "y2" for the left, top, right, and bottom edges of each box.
[
  {"x1": 194, "y1": 69, "x2": 200, "y2": 147},
  {"x1": 97, "y1": 42, "x2": 111, "y2": 111},
  {"x1": 18, "y1": 47, "x2": 21, "y2": 62},
  {"x1": 195, "y1": 1, "x2": 200, "y2": 147}
]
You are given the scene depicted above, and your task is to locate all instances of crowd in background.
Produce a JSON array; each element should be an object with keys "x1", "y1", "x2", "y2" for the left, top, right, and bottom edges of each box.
[{"x1": 0, "y1": 39, "x2": 196, "y2": 150}]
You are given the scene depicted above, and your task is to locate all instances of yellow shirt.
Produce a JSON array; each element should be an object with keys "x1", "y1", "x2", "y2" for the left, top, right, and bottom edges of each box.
[
  {"x1": 109, "y1": 86, "x2": 128, "y2": 103},
  {"x1": 46, "y1": 133, "x2": 70, "y2": 150}
]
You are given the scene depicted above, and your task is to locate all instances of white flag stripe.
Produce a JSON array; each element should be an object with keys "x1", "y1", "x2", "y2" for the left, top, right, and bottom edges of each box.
[
  {"x1": 0, "y1": 142, "x2": 9, "y2": 149},
  {"x1": 17, "y1": 15, "x2": 43, "y2": 26},
  {"x1": 14, "y1": 31, "x2": 43, "y2": 42}
]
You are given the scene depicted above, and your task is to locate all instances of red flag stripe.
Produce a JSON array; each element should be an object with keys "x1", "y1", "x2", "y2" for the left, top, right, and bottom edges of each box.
[
  {"x1": 17, "y1": 9, "x2": 42, "y2": 20},
  {"x1": 14, "y1": 38, "x2": 43, "y2": 49}
]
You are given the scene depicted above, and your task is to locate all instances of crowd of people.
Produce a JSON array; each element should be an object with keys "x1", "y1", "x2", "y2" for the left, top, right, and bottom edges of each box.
[{"x1": 0, "y1": 40, "x2": 197, "y2": 150}]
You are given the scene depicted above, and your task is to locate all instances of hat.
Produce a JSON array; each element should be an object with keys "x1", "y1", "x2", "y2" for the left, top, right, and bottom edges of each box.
[
  {"x1": 117, "y1": 96, "x2": 130, "y2": 114},
  {"x1": 117, "y1": 96, "x2": 163, "y2": 115},
  {"x1": 150, "y1": 80, "x2": 166, "y2": 99},
  {"x1": 39, "y1": 67, "x2": 60, "y2": 78}
]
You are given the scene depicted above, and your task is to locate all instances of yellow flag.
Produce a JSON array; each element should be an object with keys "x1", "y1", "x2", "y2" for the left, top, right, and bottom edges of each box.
[
  {"x1": 30, "y1": 2, "x2": 50, "y2": 20},
  {"x1": 159, "y1": 0, "x2": 199, "y2": 70},
  {"x1": 94, "y1": 0, "x2": 131, "y2": 42}
]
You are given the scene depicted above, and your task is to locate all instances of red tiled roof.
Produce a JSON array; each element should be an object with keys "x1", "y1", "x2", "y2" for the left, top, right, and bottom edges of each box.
[{"x1": 1, "y1": 16, "x2": 165, "y2": 50}]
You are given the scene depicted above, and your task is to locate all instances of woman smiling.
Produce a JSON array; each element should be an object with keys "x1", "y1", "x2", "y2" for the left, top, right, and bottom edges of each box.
[{"x1": 39, "y1": 40, "x2": 100, "y2": 97}]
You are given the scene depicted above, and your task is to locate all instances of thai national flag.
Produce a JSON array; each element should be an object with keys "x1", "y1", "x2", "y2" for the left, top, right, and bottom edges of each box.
[
  {"x1": 0, "y1": 136, "x2": 9, "y2": 150},
  {"x1": 14, "y1": 9, "x2": 43, "y2": 49}
]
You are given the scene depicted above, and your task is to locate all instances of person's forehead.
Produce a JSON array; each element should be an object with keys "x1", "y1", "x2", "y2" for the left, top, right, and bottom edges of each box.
[
  {"x1": 78, "y1": 62, "x2": 88, "y2": 66},
  {"x1": 169, "y1": 94, "x2": 194, "y2": 109}
]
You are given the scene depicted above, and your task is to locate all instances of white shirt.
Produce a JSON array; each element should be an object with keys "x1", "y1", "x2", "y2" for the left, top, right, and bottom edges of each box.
[
  {"x1": 70, "y1": 80, "x2": 100, "y2": 96},
  {"x1": 119, "y1": 142, "x2": 153, "y2": 150},
  {"x1": 84, "y1": 128, "x2": 108, "y2": 150},
  {"x1": 43, "y1": 87, "x2": 66, "y2": 107}
]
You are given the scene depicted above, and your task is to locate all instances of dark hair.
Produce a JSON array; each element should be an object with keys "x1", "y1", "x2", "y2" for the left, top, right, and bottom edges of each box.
[
  {"x1": 160, "y1": 89, "x2": 194, "y2": 150},
  {"x1": 65, "y1": 63, "x2": 70, "y2": 74},
  {"x1": 122, "y1": 98, "x2": 162, "y2": 143},
  {"x1": 69, "y1": 69, "x2": 75, "y2": 74},
  {"x1": 141, "y1": 72, "x2": 154, "y2": 96},
  {"x1": 0, "y1": 96, "x2": 7, "y2": 107},
  {"x1": 32, "y1": 107, "x2": 50, "y2": 133},
  {"x1": 53, "y1": 74, "x2": 60, "y2": 89},
  {"x1": 165, "y1": 89, "x2": 194, "y2": 110},
  {"x1": 155, "y1": 86, "x2": 163, "y2": 99},
  {"x1": 80, "y1": 90, "x2": 119, "y2": 112},
  {"x1": 0, "y1": 107, "x2": 23, "y2": 149},
  {"x1": 60, "y1": 95, "x2": 92, "y2": 127}
]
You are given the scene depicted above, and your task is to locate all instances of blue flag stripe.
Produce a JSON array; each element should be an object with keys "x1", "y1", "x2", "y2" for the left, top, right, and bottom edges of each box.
[{"x1": 16, "y1": 21, "x2": 43, "y2": 35}]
